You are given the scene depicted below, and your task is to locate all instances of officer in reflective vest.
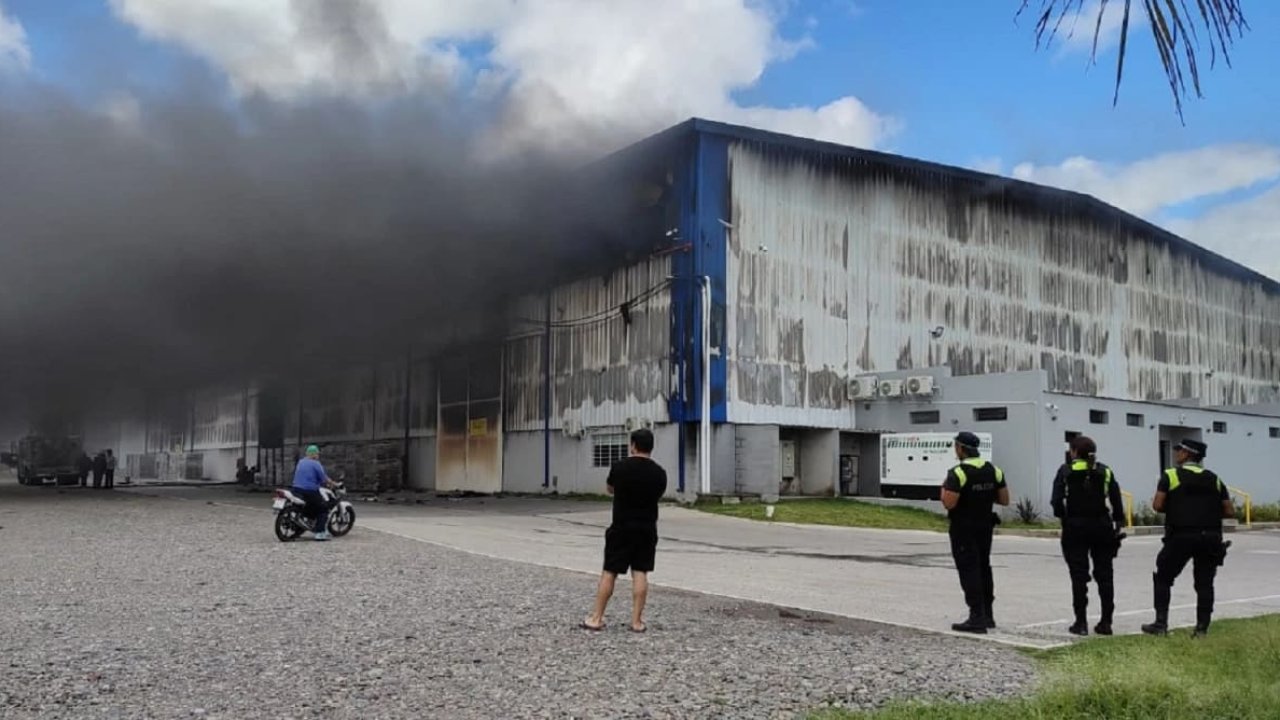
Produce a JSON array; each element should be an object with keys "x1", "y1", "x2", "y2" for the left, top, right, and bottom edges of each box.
[
  {"x1": 1051, "y1": 435, "x2": 1126, "y2": 637},
  {"x1": 940, "y1": 431, "x2": 1010, "y2": 634},
  {"x1": 1141, "y1": 438, "x2": 1234, "y2": 637}
]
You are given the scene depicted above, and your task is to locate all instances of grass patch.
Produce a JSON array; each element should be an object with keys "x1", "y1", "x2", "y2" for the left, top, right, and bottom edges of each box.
[
  {"x1": 999, "y1": 519, "x2": 1061, "y2": 531},
  {"x1": 815, "y1": 615, "x2": 1280, "y2": 720},
  {"x1": 697, "y1": 498, "x2": 950, "y2": 532},
  {"x1": 1242, "y1": 502, "x2": 1280, "y2": 524}
]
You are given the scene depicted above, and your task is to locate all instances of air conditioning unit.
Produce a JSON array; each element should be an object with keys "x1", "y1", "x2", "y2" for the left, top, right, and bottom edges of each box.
[
  {"x1": 561, "y1": 413, "x2": 584, "y2": 438},
  {"x1": 848, "y1": 376, "x2": 879, "y2": 400},
  {"x1": 905, "y1": 375, "x2": 936, "y2": 397},
  {"x1": 624, "y1": 417, "x2": 655, "y2": 432},
  {"x1": 878, "y1": 379, "x2": 904, "y2": 398}
]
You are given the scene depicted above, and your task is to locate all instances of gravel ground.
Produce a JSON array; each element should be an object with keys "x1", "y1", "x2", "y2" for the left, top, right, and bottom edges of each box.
[{"x1": 0, "y1": 483, "x2": 1037, "y2": 719}]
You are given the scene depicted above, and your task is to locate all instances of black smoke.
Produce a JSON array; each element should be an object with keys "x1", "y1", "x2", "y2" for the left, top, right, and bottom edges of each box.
[{"x1": 0, "y1": 2, "x2": 663, "y2": 422}]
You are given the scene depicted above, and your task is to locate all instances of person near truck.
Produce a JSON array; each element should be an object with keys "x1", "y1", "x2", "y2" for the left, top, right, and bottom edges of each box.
[
  {"x1": 77, "y1": 452, "x2": 92, "y2": 487},
  {"x1": 292, "y1": 445, "x2": 337, "y2": 541},
  {"x1": 1142, "y1": 439, "x2": 1234, "y2": 638},
  {"x1": 1051, "y1": 435, "x2": 1126, "y2": 637},
  {"x1": 104, "y1": 450, "x2": 117, "y2": 489},
  {"x1": 940, "y1": 431, "x2": 1010, "y2": 634},
  {"x1": 92, "y1": 451, "x2": 107, "y2": 489}
]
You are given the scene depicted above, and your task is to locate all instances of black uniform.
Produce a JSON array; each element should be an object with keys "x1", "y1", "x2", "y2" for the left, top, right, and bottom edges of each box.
[
  {"x1": 1150, "y1": 462, "x2": 1230, "y2": 633},
  {"x1": 1051, "y1": 460, "x2": 1125, "y2": 631},
  {"x1": 943, "y1": 456, "x2": 1006, "y2": 629}
]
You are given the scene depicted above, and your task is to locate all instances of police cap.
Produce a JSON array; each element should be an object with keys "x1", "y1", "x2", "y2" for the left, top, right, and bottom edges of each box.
[
  {"x1": 954, "y1": 431, "x2": 981, "y2": 451},
  {"x1": 1176, "y1": 439, "x2": 1208, "y2": 458}
]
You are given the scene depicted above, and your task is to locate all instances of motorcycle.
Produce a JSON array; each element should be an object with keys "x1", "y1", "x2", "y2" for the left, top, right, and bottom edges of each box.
[{"x1": 272, "y1": 478, "x2": 356, "y2": 542}]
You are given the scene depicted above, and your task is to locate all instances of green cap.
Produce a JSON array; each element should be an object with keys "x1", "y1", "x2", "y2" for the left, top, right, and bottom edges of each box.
[{"x1": 306, "y1": 445, "x2": 320, "y2": 455}]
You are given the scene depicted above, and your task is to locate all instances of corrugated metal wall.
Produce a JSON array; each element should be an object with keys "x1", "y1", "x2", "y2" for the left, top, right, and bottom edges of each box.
[
  {"x1": 282, "y1": 359, "x2": 437, "y2": 444},
  {"x1": 726, "y1": 142, "x2": 1280, "y2": 424},
  {"x1": 505, "y1": 257, "x2": 673, "y2": 432},
  {"x1": 191, "y1": 385, "x2": 252, "y2": 451}
]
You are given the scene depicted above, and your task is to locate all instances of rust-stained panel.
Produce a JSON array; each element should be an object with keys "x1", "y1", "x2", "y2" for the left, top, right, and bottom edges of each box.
[
  {"x1": 190, "y1": 385, "x2": 249, "y2": 451},
  {"x1": 726, "y1": 142, "x2": 1280, "y2": 423},
  {"x1": 505, "y1": 257, "x2": 672, "y2": 432}
]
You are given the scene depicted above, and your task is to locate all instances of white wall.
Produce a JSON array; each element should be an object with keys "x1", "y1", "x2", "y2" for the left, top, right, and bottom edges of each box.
[
  {"x1": 503, "y1": 424, "x2": 682, "y2": 497},
  {"x1": 854, "y1": 370, "x2": 1051, "y2": 509},
  {"x1": 850, "y1": 368, "x2": 1280, "y2": 507},
  {"x1": 1045, "y1": 395, "x2": 1280, "y2": 504}
]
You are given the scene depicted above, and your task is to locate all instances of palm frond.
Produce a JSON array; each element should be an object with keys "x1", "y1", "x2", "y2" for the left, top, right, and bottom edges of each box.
[{"x1": 1016, "y1": 0, "x2": 1250, "y2": 121}]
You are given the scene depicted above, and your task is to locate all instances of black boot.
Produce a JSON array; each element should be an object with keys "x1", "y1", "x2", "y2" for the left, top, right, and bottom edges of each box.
[
  {"x1": 1095, "y1": 583, "x2": 1115, "y2": 636},
  {"x1": 984, "y1": 603, "x2": 996, "y2": 629},
  {"x1": 1193, "y1": 607, "x2": 1212, "y2": 638},
  {"x1": 952, "y1": 609, "x2": 988, "y2": 634},
  {"x1": 1194, "y1": 577, "x2": 1215, "y2": 638},
  {"x1": 1142, "y1": 574, "x2": 1171, "y2": 636},
  {"x1": 1068, "y1": 582, "x2": 1089, "y2": 636}
]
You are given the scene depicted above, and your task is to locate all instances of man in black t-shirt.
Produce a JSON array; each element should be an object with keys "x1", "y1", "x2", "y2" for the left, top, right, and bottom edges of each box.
[{"x1": 581, "y1": 428, "x2": 668, "y2": 633}]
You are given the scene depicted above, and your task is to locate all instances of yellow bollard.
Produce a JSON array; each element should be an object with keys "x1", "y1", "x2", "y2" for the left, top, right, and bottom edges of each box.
[
  {"x1": 1227, "y1": 486, "x2": 1252, "y2": 528},
  {"x1": 1120, "y1": 490, "x2": 1134, "y2": 529}
]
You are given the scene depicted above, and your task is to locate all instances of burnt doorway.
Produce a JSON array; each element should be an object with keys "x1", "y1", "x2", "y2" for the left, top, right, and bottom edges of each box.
[{"x1": 436, "y1": 348, "x2": 503, "y2": 494}]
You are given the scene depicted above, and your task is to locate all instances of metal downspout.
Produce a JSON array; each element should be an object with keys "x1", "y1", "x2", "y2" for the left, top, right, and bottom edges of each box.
[
  {"x1": 701, "y1": 275, "x2": 712, "y2": 497},
  {"x1": 543, "y1": 292, "x2": 552, "y2": 489}
]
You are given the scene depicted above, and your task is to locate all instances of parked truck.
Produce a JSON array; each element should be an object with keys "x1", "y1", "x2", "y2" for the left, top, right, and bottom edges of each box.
[{"x1": 13, "y1": 434, "x2": 84, "y2": 486}]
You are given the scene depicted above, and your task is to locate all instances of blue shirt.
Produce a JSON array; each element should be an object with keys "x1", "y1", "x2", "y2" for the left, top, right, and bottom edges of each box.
[{"x1": 292, "y1": 458, "x2": 328, "y2": 491}]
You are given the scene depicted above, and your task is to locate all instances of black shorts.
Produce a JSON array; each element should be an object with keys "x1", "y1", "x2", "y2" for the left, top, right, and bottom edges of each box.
[{"x1": 603, "y1": 523, "x2": 658, "y2": 575}]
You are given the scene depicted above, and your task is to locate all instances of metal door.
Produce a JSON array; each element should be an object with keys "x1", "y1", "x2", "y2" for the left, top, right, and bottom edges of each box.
[{"x1": 436, "y1": 349, "x2": 503, "y2": 494}]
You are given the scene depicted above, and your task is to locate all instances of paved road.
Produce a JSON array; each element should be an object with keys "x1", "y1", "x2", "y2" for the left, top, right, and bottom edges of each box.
[
  {"x1": 128, "y1": 485, "x2": 1280, "y2": 648},
  {"x1": 0, "y1": 480, "x2": 1034, "y2": 719}
]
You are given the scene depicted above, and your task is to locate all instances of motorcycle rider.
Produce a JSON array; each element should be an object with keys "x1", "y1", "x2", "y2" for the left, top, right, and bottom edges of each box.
[{"x1": 292, "y1": 445, "x2": 338, "y2": 541}]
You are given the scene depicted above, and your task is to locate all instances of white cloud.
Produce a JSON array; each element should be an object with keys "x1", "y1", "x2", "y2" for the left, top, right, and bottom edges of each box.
[
  {"x1": 108, "y1": 0, "x2": 895, "y2": 153},
  {"x1": 1057, "y1": 0, "x2": 1147, "y2": 56},
  {"x1": 1166, "y1": 184, "x2": 1280, "y2": 280},
  {"x1": 1010, "y1": 145, "x2": 1280, "y2": 216},
  {"x1": 0, "y1": 4, "x2": 31, "y2": 72}
]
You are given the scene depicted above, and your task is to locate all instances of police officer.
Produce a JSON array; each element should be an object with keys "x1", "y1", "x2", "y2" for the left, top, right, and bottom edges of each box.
[
  {"x1": 941, "y1": 431, "x2": 1010, "y2": 634},
  {"x1": 1141, "y1": 439, "x2": 1234, "y2": 637},
  {"x1": 1051, "y1": 435, "x2": 1125, "y2": 636}
]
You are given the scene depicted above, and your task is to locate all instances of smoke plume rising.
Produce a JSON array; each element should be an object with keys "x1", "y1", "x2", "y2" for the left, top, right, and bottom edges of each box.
[{"x1": 0, "y1": 2, "x2": 650, "y2": 422}]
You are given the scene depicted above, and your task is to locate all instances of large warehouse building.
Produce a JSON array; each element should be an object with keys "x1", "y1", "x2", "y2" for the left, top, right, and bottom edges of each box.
[{"x1": 74, "y1": 119, "x2": 1280, "y2": 509}]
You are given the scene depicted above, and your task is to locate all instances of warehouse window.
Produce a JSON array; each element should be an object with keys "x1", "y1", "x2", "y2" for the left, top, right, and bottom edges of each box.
[
  {"x1": 973, "y1": 407, "x2": 1008, "y2": 422},
  {"x1": 1126, "y1": 413, "x2": 1144, "y2": 427},
  {"x1": 1270, "y1": 427, "x2": 1280, "y2": 439},
  {"x1": 1090, "y1": 410, "x2": 1110, "y2": 425},
  {"x1": 910, "y1": 410, "x2": 941, "y2": 425},
  {"x1": 1213, "y1": 421, "x2": 1228, "y2": 434},
  {"x1": 592, "y1": 433, "x2": 629, "y2": 468}
]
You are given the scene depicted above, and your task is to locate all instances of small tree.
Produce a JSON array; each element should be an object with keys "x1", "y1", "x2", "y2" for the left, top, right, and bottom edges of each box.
[{"x1": 1015, "y1": 497, "x2": 1042, "y2": 524}]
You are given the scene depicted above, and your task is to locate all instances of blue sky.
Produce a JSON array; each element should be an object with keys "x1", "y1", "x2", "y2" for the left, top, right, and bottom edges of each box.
[{"x1": 1, "y1": 0, "x2": 1277, "y2": 275}]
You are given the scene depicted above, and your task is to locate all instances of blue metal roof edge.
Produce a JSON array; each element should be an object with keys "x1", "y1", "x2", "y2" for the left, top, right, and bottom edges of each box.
[{"x1": 631, "y1": 117, "x2": 1280, "y2": 295}]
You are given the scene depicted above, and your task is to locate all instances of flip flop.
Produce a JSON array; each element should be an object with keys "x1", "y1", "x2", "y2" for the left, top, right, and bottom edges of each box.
[
  {"x1": 579, "y1": 621, "x2": 606, "y2": 632},
  {"x1": 629, "y1": 625, "x2": 647, "y2": 634}
]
